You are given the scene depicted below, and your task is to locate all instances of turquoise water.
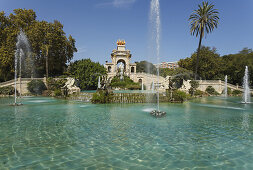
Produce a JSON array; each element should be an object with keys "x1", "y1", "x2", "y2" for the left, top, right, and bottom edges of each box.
[{"x1": 0, "y1": 96, "x2": 252, "y2": 169}]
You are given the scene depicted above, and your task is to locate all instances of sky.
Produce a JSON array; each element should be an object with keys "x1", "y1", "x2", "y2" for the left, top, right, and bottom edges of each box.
[{"x1": 1, "y1": 0, "x2": 253, "y2": 64}]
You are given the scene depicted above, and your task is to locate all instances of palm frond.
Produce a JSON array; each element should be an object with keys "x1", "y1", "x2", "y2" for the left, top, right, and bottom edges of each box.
[{"x1": 189, "y1": 1, "x2": 219, "y2": 37}]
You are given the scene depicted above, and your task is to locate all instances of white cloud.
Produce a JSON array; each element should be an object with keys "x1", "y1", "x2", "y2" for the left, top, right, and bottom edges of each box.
[{"x1": 96, "y1": 0, "x2": 137, "y2": 8}]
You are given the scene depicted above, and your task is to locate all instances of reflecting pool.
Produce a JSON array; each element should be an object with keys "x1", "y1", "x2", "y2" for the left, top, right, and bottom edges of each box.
[{"x1": 0, "y1": 97, "x2": 252, "y2": 169}]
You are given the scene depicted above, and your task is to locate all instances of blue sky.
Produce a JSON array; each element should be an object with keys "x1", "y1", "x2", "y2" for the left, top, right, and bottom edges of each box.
[{"x1": 1, "y1": 0, "x2": 253, "y2": 64}]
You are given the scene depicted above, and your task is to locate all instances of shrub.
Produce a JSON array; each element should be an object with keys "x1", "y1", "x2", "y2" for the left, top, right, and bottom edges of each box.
[
  {"x1": 0, "y1": 86, "x2": 15, "y2": 95},
  {"x1": 194, "y1": 90, "x2": 204, "y2": 96},
  {"x1": 232, "y1": 90, "x2": 242, "y2": 96},
  {"x1": 27, "y1": 80, "x2": 47, "y2": 95},
  {"x1": 205, "y1": 86, "x2": 219, "y2": 95},
  {"x1": 91, "y1": 90, "x2": 112, "y2": 104},
  {"x1": 172, "y1": 90, "x2": 189, "y2": 102},
  {"x1": 54, "y1": 89, "x2": 62, "y2": 96},
  {"x1": 189, "y1": 80, "x2": 200, "y2": 96},
  {"x1": 126, "y1": 84, "x2": 141, "y2": 90},
  {"x1": 222, "y1": 87, "x2": 232, "y2": 95},
  {"x1": 47, "y1": 78, "x2": 67, "y2": 91},
  {"x1": 110, "y1": 76, "x2": 141, "y2": 90},
  {"x1": 227, "y1": 87, "x2": 232, "y2": 95}
]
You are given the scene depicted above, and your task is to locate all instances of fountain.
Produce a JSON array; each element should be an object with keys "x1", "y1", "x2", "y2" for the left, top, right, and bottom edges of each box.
[
  {"x1": 141, "y1": 80, "x2": 144, "y2": 91},
  {"x1": 12, "y1": 30, "x2": 31, "y2": 105},
  {"x1": 119, "y1": 62, "x2": 124, "y2": 81},
  {"x1": 224, "y1": 75, "x2": 228, "y2": 98},
  {"x1": 149, "y1": 0, "x2": 166, "y2": 117},
  {"x1": 151, "y1": 80, "x2": 155, "y2": 93},
  {"x1": 98, "y1": 76, "x2": 101, "y2": 89},
  {"x1": 242, "y1": 66, "x2": 251, "y2": 104}
]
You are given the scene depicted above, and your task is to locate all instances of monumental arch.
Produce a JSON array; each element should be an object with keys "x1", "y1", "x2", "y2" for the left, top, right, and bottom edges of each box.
[
  {"x1": 105, "y1": 40, "x2": 169, "y2": 91},
  {"x1": 105, "y1": 40, "x2": 137, "y2": 80}
]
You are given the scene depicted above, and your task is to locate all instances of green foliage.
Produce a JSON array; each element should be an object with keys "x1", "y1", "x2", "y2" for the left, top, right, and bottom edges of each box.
[
  {"x1": 190, "y1": 80, "x2": 199, "y2": 89},
  {"x1": 136, "y1": 61, "x2": 157, "y2": 75},
  {"x1": 189, "y1": 1, "x2": 219, "y2": 78},
  {"x1": 170, "y1": 77, "x2": 184, "y2": 89},
  {"x1": 205, "y1": 86, "x2": 219, "y2": 95},
  {"x1": 179, "y1": 46, "x2": 223, "y2": 80},
  {"x1": 227, "y1": 87, "x2": 232, "y2": 95},
  {"x1": 91, "y1": 90, "x2": 112, "y2": 104},
  {"x1": 47, "y1": 78, "x2": 66, "y2": 91},
  {"x1": 68, "y1": 59, "x2": 107, "y2": 90},
  {"x1": 189, "y1": 80, "x2": 200, "y2": 96},
  {"x1": 222, "y1": 87, "x2": 232, "y2": 96},
  {"x1": 0, "y1": 9, "x2": 77, "y2": 82},
  {"x1": 110, "y1": 76, "x2": 141, "y2": 90},
  {"x1": 54, "y1": 89, "x2": 62, "y2": 97},
  {"x1": 172, "y1": 90, "x2": 189, "y2": 102},
  {"x1": 232, "y1": 90, "x2": 242, "y2": 96},
  {"x1": 27, "y1": 80, "x2": 47, "y2": 95},
  {"x1": 126, "y1": 84, "x2": 141, "y2": 90},
  {"x1": 222, "y1": 52, "x2": 253, "y2": 86},
  {"x1": 195, "y1": 90, "x2": 204, "y2": 96},
  {"x1": 189, "y1": 2, "x2": 219, "y2": 38},
  {"x1": 160, "y1": 67, "x2": 193, "y2": 79},
  {"x1": 0, "y1": 86, "x2": 15, "y2": 95},
  {"x1": 179, "y1": 46, "x2": 253, "y2": 86}
]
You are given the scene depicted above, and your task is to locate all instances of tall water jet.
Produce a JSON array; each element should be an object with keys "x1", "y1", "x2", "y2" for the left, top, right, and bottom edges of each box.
[
  {"x1": 224, "y1": 75, "x2": 228, "y2": 98},
  {"x1": 98, "y1": 76, "x2": 101, "y2": 89},
  {"x1": 141, "y1": 81, "x2": 144, "y2": 91},
  {"x1": 150, "y1": 0, "x2": 161, "y2": 111},
  {"x1": 14, "y1": 50, "x2": 19, "y2": 105},
  {"x1": 242, "y1": 66, "x2": 250, "y2": 103},
  {"x1": 151, "y1": 80, "x2": 155, "y2": 93},
  {"x1": 13, "y1": 30, "x2": 31, "y2": 105}
]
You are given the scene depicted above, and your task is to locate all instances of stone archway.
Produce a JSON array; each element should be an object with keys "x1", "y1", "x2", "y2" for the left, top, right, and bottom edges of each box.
[
  {"x1": 108, "y1": 66, "x2": 111, "y2": 73},
  {"x1": 117, "y1": 59, "x2": 126, "y2": 72},
  {"x1": 131, "y1": 66, "x2": 134, "y2": 73}
]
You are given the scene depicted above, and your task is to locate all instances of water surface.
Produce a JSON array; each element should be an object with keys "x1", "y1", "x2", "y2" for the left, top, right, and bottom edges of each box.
[{"x1": 0, "y1": 96, "x2": 252, "y2": 169}]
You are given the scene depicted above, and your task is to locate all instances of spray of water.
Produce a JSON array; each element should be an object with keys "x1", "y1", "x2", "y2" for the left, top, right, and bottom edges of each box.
[
  {"x1": 150, "y1": 0, "x2": 161, "y2": 111},
  {"x1": 242, "y1": 66, "x2": 250, "y2": 103},
  {"x1": 224, "y1": 75, "x2": 227, "y2": 98},
  {"x1": 98, "y1": 76, "x2": 101, "y2": 89},
  {"x1": 14, "y1": 30, "x2": 32, "y2": 104}
]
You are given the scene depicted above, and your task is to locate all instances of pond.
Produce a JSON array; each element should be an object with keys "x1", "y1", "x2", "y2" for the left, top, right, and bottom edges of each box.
[{"x1": 0, "y1": 96, "x2": 252, "y2": 169}]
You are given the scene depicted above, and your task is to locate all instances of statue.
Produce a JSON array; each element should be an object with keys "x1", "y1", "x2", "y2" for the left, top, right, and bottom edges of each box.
[{"x1": 119, "y1": 63, "x2": 124, "y2": 80}]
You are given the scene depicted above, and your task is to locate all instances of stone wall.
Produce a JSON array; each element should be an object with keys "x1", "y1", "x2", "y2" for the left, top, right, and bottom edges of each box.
[
  {"x1": 70, "y1": 92, "x2": 169, "y2": 103},
  {"x1": 0, "y1": 78, "x2": 46, "y2": 95},
  {"x1": 180, "y1": 80, "x2": 249, "y2": 94}
]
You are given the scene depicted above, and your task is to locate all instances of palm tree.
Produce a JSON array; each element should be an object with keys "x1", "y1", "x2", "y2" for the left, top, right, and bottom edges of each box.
[{"x1": 189, "y1": 1, "x2": 219, "y2": 79}]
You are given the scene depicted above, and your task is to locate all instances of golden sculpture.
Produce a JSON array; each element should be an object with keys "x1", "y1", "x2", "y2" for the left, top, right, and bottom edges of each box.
[{"x1": 117, "y1": 39, "x2": 126, "y2": 45}]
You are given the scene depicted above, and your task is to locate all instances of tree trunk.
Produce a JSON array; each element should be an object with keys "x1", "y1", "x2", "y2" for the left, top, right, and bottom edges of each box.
[
  {"x1": 46, "y1": 56, "x2": 48, "y2": 79},
  {"x1": 195, "y1": 29, "x2": 203, "y2": 80},
  {"x1": 46, "y1": 46, "x2": 49, "y2": 79}
]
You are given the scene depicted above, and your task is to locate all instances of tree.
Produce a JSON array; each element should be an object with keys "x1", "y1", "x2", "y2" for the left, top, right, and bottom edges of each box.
[
  {"x1": 189, "y1": 1, "x2": 219, "y2": 79},
  {"x1": 136, "y1": 61, "x2": 157, "y2": 75},
  {"x1": 239, "y1": 47, "x2": 252, "y2": 55},
  {"x1": 178, "y1": 46, "x2": 223, "y2": 80},
  {"x1": 0, "y1": 9, "x2": 77, "y2": 82},
  {"x1": 189, "y1": 80, "x2": 199, "y2": 96},
  {"x1": 160, "y1": 67, "x2": 193, "y2": 79},
  {"x1": 68, "y1": 59, "x2": 107, "y2": 90}
]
